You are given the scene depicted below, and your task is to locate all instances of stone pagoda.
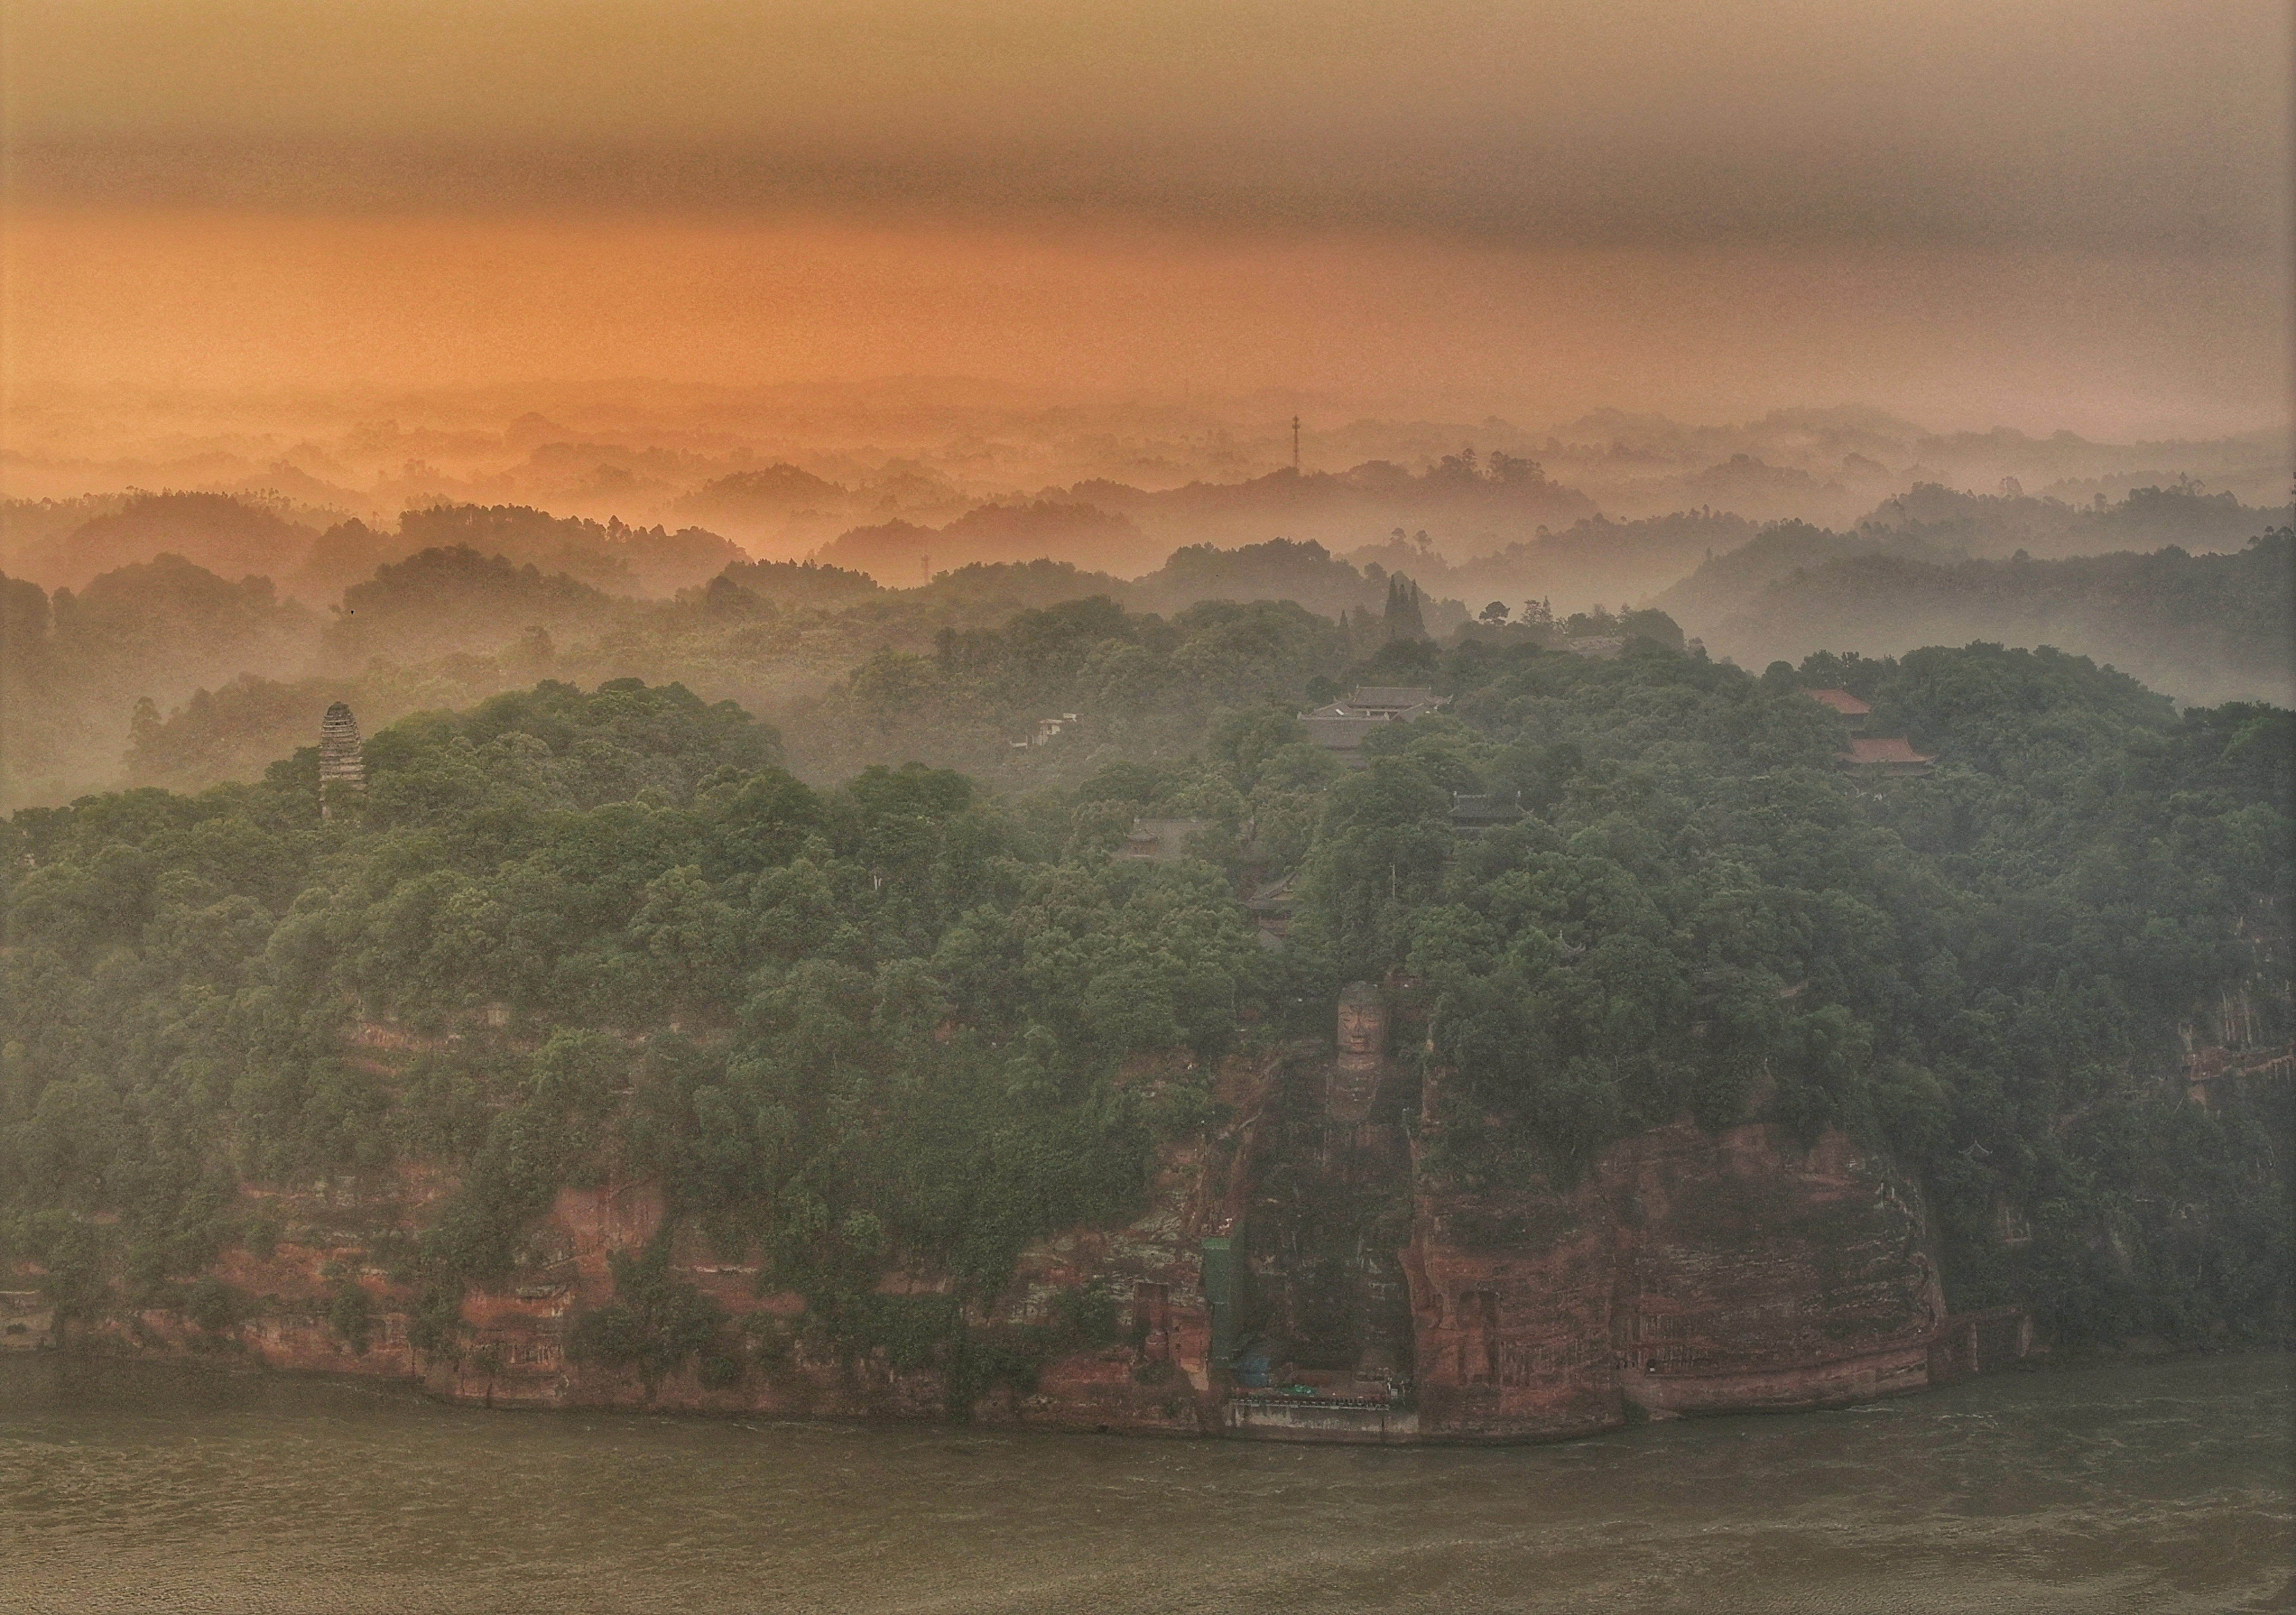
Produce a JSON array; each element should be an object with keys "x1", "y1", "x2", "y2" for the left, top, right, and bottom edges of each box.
[{"x1": 318, "y1": 702, "x2": 366, "y2": 818}]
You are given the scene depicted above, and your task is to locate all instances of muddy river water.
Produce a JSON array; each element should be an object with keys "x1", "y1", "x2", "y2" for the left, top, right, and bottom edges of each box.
[{"x1": 2, "y1": 1351, "x2": 2287, "y2": 1613}]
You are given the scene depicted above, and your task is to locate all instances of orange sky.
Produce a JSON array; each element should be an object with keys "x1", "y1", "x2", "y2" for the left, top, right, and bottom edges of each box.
[{"x1": 3, "y1": 0, "x2": 2290, "y2": 437}]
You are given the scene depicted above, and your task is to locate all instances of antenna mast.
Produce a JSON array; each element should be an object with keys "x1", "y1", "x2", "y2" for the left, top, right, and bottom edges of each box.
[{"x1": 1292, "y1": 415, "x2": 1301, "y2": 474}]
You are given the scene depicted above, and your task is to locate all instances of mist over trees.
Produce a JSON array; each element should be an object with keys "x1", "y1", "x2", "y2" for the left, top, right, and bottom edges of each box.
[
  {"x1": 1859, "y1": 480, "x2": 2271, "y2": 559},
  {"x1": 4, "y1": 0, "x2": 2290, "y2": 1471},
  {"x1": 816, "y1": 501, "x2": 1162, "y2": 579},
  {"x1": 12, "y1": 491, "x2": 316, "y2": 590},
  {"x1": 389, "y1": 505, "x2": 746, "y2": 598},
  {"x1": 0, "y1": 556, "x2": 319, "y2": 806},
  {"x1": 1, "y1": 442, "x2": 2288, "y2": 812},
  {"x1": 0, "y1": 404, "x2": 2289, "y2": 1388},
  {"x1": 326, "y1": 547, "x2": 623, "y2": 667},
  {"x1": 1698, "y1": 530, "x2": 2295, "y2": 708},
  {"x1": 4, "y1": 639, "x2": 2286, "y2": 1368}
]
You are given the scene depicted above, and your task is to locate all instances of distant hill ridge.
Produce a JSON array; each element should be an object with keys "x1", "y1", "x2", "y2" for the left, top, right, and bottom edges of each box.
[{"x1": 1694, "y1": 528, "x2": 2295, "y2": 708}]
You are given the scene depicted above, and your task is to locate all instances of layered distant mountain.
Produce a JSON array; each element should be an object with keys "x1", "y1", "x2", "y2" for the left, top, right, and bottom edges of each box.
[
  {"x1": 1690, "y1": 530, "x2": 2295, "y2": 708},
  {"x1": 4, "y1": 493, "x2": 748, "y2": 604},
  {"x1": 7, "y1": 476, "x2": 2290, "y2": 811},
  {"x1": 1048, "y1": 453, "x2": 1599, "y2": 565},
  {"x1": 815, "y1": 501, "x2": 1163, "y2": 581},
  {"x1": 1361, "y1": 509, "x2": 1765, "y2": 619},
  {"x1": 1857, "y1": 481, "x2": 2273, "y2": 559},
  {"x1": 0, "y1": 553, "x2": 321, "y2": 806},
  {"x1": 386, "y1": 505, "x2": 746, "y2": 599},
  {"x1": 15, "y1": 491, "x2": 321, "y2": 591}
]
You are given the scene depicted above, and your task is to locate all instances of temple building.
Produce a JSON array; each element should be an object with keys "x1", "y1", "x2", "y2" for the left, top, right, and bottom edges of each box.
[
  {"x1": 318, "y1": 702, "x2": 366, "y2": 818},
  {"x1": 1803, "y1": 688, "x2": 1872, "y2": 731},
  {"x1": 1806, "y1": 686, "x2": 1934, "y2": 777},
  {"x1": 1341, "y1": 686, "x2": 1443, "y2": 719},
  {"x1": 1448, "y1": 792, "x2": 1525, "y2": 836},
  {"x1": 1839, "y1": 736, "x2": 1937, "y2": 777},
  {"x1": 1301, "y1": 685, "x2": 1446, "y2": 767}
]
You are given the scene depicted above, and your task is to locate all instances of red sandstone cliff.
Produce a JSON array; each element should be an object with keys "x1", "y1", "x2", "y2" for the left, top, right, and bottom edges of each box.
[
  {"x1": 26, "y1": 985, "x2": 2284, "y2": 1440},
  {"x1": 1408, "y1": 1118, "x2": 1944, "y2": 1440},
  {"x1": 11, "y1": 1048, "x2": 1278, "y2": 1433}
]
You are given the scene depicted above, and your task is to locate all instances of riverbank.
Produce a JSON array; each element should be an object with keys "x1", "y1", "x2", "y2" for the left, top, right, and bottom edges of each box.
[
  {"x1": 5, "y1": 1350, "x2": 2287, "y2": 1615},
  {"x1": 2, "y1": 1316, "x2": 2043, "y2": 1443}
]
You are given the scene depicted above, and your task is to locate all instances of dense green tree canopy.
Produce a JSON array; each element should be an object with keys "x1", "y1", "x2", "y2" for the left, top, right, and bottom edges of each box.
[{"x1": 3, "y1": 641, "x2": 2288, "y2": 1362}]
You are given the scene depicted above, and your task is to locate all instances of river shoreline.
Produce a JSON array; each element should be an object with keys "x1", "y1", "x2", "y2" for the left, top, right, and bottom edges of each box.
[
  {"x1": 6, "y1": 1333, "x2": 2283, "y2": 1440},
  {"x1": 7, "y1": 1348, "x2": 2287, "y2": 1615}
]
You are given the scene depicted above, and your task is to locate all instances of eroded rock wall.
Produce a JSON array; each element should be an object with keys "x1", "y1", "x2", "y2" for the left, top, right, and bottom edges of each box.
[
  {"x1": 6, "y1": 1022, "x2": 2015, "y2": 1442},
  {"x1": 15, "y1": 1051, "x2": 1281, "y2": 1434},
  {"x1": 1408, "y1": 1120, "x2": 1945, "y2": 1440}
]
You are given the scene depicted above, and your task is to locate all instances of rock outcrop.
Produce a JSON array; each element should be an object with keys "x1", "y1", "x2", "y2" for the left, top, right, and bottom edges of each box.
[
  {"x1": 1407, "y1": 1117, "x2": 1943, "y2": 1440},
  {"x1": 7, "y1": 986, "x2": 2135, "y2": 1440}
]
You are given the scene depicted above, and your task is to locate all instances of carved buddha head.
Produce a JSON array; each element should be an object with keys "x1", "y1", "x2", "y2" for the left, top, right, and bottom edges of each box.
[{"x1": 1336, "y1": 982, "x2": 1386, "y2": 1069}]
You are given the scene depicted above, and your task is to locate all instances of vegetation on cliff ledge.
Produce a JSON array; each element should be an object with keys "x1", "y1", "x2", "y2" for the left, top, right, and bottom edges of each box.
[{"x1": 2, "y1": 632, "x2": 2289, "y2": 1373}]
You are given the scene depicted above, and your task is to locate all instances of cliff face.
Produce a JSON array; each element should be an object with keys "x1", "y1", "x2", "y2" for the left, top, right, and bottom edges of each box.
[
  {"x1": 2, "y1": 1015, "x2": 2089, "y2": 1440},
  {"x1": 1408, "y1": 1119, "x2": 1943, "y2": 1440},
  {"x1": 16, "y1": 1052, "x2": 1270, "y2": 1431},
  {"x1": 2190, "y1": 897, "x2": 2295, "y2": 1102}
]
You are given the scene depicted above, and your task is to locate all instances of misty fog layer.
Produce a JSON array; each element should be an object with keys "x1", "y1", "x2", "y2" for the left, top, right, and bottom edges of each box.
[
  {"x1": 3, "y1": 394, "x2": 2288, "y2": 812},
  {"x1": 3, "y1": 7, "x2": 2292, "y2": 1559}
]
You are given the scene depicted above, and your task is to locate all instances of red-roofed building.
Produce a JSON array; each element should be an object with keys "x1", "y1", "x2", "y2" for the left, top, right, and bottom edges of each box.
[
  {"x1": 1804, "y1": 688, "x2": 1871, "y2": 730},
  {"x1": 1839, "y1": 736, "x2": 1936, "y2": 777}
]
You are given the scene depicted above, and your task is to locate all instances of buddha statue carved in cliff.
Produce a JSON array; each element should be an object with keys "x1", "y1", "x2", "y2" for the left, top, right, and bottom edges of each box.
[{"x1": 1327, "y1": 981, "x2": 1388, "y2": 1123}]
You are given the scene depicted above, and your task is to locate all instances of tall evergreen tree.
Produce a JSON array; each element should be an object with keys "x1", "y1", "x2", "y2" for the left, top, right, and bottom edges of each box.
[{"x1": 1382, "y1": 574, "x2": 1428, "y2": 642}]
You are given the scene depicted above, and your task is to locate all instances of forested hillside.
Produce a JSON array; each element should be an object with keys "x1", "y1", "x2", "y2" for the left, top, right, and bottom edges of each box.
[
  {"x1": 4, "y1": 644, "x2": 2287, "y2": 1376},
  {"x1": 7, "y1": 481, "x2": 2287, "y2": 813},
  {"x1": 0, "y1": 557, "x2": 321, "y2": 807},
  {"x1": 97, "y1": 556, "x2": 1442, "y2": 802},
  {"x1": 1697, "y1": 529, "x2": 2295, "y2": 707}
]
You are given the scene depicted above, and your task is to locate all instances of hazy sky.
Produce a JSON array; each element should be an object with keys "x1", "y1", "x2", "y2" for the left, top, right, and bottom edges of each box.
[{"x1": 3, "y1": 0, "x2": 2289, "y2": 435}]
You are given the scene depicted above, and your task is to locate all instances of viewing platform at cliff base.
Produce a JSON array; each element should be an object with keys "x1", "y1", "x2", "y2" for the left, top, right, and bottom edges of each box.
[{"x1": 1224, "y1": 1392, "x2": 1422, "y2": 1444}]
